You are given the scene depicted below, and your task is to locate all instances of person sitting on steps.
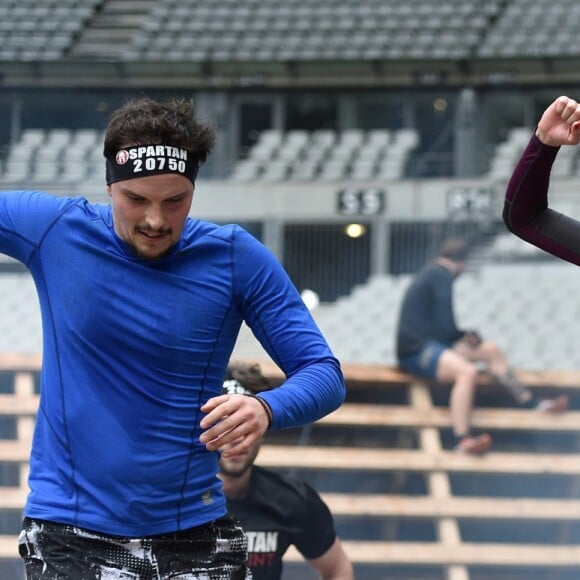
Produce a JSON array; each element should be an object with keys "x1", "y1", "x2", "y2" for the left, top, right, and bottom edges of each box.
[{"x1": 395, "y1": 237, "x2": 569, "y2": 455}]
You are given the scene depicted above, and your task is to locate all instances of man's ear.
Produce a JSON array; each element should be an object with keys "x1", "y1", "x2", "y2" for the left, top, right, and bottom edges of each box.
[{"x1": 106, "y1": 185, "x2": 112, "y2": 197}]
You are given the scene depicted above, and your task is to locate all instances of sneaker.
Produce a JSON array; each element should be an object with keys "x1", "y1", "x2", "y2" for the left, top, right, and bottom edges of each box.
[
  {"x1": 536, "y1": 394, "x2": 570, "y2": 414},
  {"x1": 454, "y1": 433, "x2": 492, "y2": 455}
]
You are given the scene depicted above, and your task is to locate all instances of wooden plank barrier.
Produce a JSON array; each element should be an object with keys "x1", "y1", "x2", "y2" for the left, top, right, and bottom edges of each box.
[
  {"x1": 1, "y1": 354, "x2": 580, "y2": 579},
  {"x1": 284, "y1": 542, "x2": 580, "y2": 567}
]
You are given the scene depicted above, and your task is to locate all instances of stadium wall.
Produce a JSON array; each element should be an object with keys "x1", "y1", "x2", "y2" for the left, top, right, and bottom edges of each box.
[{"x1": 55, "y1": 177, "x2": 580, "y2": 223}]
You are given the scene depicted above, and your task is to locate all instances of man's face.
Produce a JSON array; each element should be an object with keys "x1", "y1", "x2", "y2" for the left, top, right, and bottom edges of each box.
[
  {"x1": 107, "y1": 173, "x2": 194, "y2": 261},
  {"x1": 219, "y1": 439, "x2": 261, "y2": 478}
]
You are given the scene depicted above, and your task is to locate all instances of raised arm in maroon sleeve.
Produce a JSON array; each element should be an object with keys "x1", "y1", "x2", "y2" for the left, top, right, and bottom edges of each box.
[{"x1": 503, "y1": 133, "x2": 580, "y2": 266}]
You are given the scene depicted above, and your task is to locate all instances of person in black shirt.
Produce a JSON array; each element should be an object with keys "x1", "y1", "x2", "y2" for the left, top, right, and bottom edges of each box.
[
  {"x1": 396, "y1": 237, "x2": 568, "y2": 454},
  {"x1": 219, "y1": 362, "x2": 354, "y2": 580}
]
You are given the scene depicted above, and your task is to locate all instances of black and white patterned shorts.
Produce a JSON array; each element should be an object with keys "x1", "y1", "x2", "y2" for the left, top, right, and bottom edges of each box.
[{"x1": 18, "y1": 515, "x2": 252, "y2": 579}]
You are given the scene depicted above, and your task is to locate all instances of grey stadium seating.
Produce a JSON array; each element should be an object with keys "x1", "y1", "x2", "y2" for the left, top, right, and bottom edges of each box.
[
  {"x1": 1, "y1": 0, "x2": 580, "y2": 65},
  {"x1": 230, "y1": 128, "x2": 418, "y2": 182},
  {"x1": 126, "y1": 0, "x2": 502, "y2": 62},
  {"x1": 0, "y1": 0, "x2": 100, "y2": 61}
]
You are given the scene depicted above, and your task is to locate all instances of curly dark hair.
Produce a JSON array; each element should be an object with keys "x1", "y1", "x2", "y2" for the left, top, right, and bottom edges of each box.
[
  {"x1": 103, "y1": 97, "x2": 216, "y2": 163},
  {"x1": 225, "y1": 361, "x2": 272, "y2": 394}
]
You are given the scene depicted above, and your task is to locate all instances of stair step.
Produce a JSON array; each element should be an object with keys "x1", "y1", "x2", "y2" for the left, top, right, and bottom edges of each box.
[
  {"x1": 70, "y1": 44, "x2": 127, "y2": 57},
  {"x1": 79, "y1": 29, "x2": 138, "y2": 41},
  {"x1": 100, "y1": 0, "x2": 157, "y2": 14},
  {"x1": 92, "y1": 14, "x2": 145, "y2": 28}
]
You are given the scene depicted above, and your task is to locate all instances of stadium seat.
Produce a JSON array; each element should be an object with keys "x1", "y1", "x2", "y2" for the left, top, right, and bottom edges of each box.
[
  {"x1": 259, "y1": 160, "x2": 290, "y2": 182},
  {"x1": 230, "y1": 160, "x2": 262, "y2": 182},
  {"x1": 486, "y1": 127, "x2": 533, "y2": 180}
]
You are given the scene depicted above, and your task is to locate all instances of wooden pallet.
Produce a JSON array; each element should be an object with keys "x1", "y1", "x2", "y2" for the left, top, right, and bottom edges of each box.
[{"x1": 1, "y1": 354, "x2": 580, "y2": 580}]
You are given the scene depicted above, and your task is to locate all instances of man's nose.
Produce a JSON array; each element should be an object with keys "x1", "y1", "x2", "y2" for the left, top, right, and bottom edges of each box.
[{"x1": 145, "y1": 205, "x2": 164, "y2": 229}]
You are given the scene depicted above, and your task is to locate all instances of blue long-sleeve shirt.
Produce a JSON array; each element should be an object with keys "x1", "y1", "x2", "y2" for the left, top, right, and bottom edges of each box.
[{"x1": 0, "y1": 190, "x2": 345, "y2": 536}]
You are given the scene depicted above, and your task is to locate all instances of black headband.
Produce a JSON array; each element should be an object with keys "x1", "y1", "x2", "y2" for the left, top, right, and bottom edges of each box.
[{"x1": 105, "y1": 144, "x2": 199, "y2": 185}]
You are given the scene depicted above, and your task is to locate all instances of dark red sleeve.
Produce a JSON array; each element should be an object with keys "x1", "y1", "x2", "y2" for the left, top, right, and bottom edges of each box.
[{"x1": 503, "y1": 133, "x2": 580, "y2": 266}]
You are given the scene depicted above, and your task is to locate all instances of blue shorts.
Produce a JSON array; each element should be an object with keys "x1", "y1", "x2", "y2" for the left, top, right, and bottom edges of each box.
[{"x1": 398, "y1": 340, "x2": 447, "y2": 381}]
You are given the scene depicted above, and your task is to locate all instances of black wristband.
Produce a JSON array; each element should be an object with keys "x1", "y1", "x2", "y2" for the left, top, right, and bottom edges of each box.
[{"x1": 245, "y1": 394, "x2": 273, "y2": 429}]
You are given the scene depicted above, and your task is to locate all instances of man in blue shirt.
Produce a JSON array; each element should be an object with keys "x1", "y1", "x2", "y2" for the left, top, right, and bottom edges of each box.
[{"x1": 5, "y1": 97, "x2": 345, "y2": 579}]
